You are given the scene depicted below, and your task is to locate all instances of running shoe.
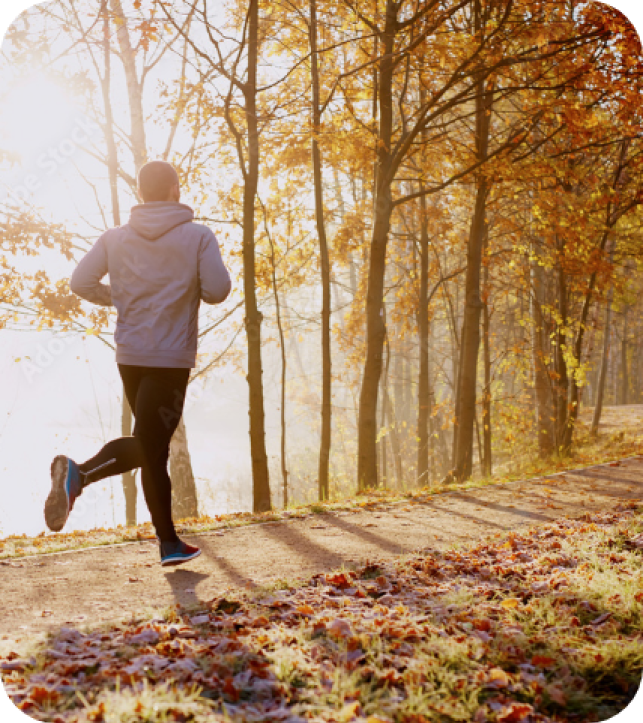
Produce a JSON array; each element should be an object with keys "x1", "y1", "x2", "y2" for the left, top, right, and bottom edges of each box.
[
  {"x1": 45, "y1": 455, "x2": 83, "y2": 532},
  {"x1": 160, "y1": 539, "x2": 202, "y2": 567}
]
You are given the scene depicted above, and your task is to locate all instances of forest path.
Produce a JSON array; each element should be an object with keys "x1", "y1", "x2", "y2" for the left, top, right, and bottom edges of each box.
[{"x1": 1, "y1": 453, "x2": 642, "y2": 652}]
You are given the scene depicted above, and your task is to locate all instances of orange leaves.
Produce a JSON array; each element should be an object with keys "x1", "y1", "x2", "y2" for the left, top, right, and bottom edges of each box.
[
  {"x1": 495, "y1": 702, "x2": 534, "y2": 723},
  {"x1": 472, "y1": 618, "x2": 492, "y2": 632},
  {"x1": 487, "y1": 668, "x2": 512, "y2": 688},
  {"x1": 296, "y1": 603, "x2": 315, "y2": 616},
  {"x1": 499, "y1": 597, "x2": 520, "y2": 610},
  {"x1": 531, "y1": 654, "x2": 556, "y2": 667},
  {"x1": 26, "y1": 685, "x2": 61, "y2": 707},
  {"x1": 326, "y1": 571, "x2": 354, "y2": 589}
]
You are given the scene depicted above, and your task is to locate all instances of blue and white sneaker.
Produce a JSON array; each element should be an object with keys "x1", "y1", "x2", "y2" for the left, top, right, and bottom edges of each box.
[
  {"x1": 160, "y1": 539, "x2": 201, "y2": 567},
  {"x1": 45, "y1": 455, "x2": 83, "y2": 532}
]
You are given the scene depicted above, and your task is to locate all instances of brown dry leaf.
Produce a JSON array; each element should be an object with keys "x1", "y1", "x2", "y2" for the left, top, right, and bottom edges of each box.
[{"x1": 296, "y1": 604, "x2": 315, "y2": 616}]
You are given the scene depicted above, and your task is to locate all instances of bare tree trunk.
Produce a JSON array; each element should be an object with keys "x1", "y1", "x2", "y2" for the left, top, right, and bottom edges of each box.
[
  {"x1": 531, "y1": 253, "x2": 554, "y2": 456},
  {"x1": 121, "y1": 399, "x2": 137, "y2": 525},
  {"x1": 310, "y1": 0, "x2": 332, "y2": 501},
  {"x1": 102, "y1": 1, "x2": 137, "y2": 523},
  {"x1": 170, "y1": 417, "x2": 198, "y2": 520},
  {"x1": 450, "y1": 68, "x2": 492, "y2": 482},
  {"x1": 244, "y1": 0, "x2": 271, "y2": 512},
  {"x1": 634, "y1": 343, "x2": 640, "y2": 403},
  {"x1": 620, "y1": 307, "x2": 629, "y2": 405},
  {"x1": 416, "y1": 193, "x2": 431, "y2": 485},
  {"x1": 109, "y1": 0, "x2": 147, "y2": 172},
  {"x1": 385, "y1": 385, "x2": 403, "y2": 490},
  {"x1": 591, "y1": 299, "x2": 612, "y2": 434},
  {"x1": 379, "y1": 334, "x2": 390, "y2": 488},
  {"x1": 265, "y1": 209, "x2": 289, "y2": 508},
  {"x1": 562, "y1": 143, "x2": 628, "y2": 450},
  {"x1": 481, "y1": 248, "x2": 492, "y2": 477},
  {"x1": 553, "y1": 258, "x2": 569, "y2": 452},
  {"x1": 357, "y1": 1, "x2": 396, "y2": 490}
]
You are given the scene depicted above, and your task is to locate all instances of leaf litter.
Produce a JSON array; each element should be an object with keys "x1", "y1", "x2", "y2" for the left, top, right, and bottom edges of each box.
[{"x1": 2, "y1": 501, "x2": 642, "y2": 722}]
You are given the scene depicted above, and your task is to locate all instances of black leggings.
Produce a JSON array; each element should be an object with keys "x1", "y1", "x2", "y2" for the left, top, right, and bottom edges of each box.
[{"x1": 79, "y1": 364, "x2": 191, "y2": 543}]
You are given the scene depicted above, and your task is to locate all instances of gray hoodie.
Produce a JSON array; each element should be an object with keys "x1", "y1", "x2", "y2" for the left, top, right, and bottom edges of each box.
[{"x1": 70, "y1": 202, "x2": 231, "y2": 368}]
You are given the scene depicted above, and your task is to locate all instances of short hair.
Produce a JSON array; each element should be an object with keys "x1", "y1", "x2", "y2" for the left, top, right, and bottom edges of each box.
[{"x1": 138, "y1": 161, "x2": 180, "y2": 202}]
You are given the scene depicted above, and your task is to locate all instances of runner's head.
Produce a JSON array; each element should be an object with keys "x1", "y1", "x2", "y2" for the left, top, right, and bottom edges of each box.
[{"x1": 138, "y1": 161, "x2": 181, "y2": 203}]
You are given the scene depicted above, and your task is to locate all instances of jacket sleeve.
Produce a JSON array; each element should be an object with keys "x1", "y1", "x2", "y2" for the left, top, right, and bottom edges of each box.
[
  {"x1": 199, "y1": 230, "x2": 232, "y2": 304},
  {"x1": 69, "y1": 233, "x2": 113, "y2": 307}
]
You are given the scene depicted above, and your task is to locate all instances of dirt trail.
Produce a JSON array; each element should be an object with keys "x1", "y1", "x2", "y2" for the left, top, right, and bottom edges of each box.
[{"x1": 1, "y1": 455, "x2": 641, "y2": 652}]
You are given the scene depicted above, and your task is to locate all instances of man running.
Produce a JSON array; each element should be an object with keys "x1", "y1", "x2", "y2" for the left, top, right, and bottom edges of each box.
[{"x1": 44, "y1": 160, "x2": 231, "y2": 567}]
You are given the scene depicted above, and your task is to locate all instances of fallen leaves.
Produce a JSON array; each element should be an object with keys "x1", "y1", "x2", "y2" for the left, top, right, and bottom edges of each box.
[
  {"x1": 495, "y1": 701, "x2": 534, "y2": 723},
  {"x1": 499, "y1": 595, "x2": 521, "y2": 609},
  {"x1": 2, "y1": 502, "x2": 642, "y2": 722},
  {"x1": 531, "y1": 655, "x2": 556, "y2": 667}
]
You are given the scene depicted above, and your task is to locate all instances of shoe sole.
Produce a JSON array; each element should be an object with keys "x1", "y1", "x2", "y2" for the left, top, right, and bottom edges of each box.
[
  {"x1": 161, "y1": 548, "x2": 202, "y2": 567},
  {"x1": 45, "y1": 455, "x2": 70, "y2": 532}
]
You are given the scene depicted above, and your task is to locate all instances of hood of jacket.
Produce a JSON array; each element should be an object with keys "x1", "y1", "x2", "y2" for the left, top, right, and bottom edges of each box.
[{"x1": 128, "y1": 202, "x2": 194, "y2": 241}]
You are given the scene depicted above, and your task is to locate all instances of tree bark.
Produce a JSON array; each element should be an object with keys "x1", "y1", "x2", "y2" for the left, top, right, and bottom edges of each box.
[
  {"x1": 244, "y1": 0, "x2": 272, "y2": 512},
  {"x1": 450, "y1": 74, "x2": 491, "y2": 482},
  {"x1": 310, "y1": 0, "x2": 332, "y2": 501},
  {"x1": 379, "y1": 368, "x2": 388, "y2": 488},
  {"x1": 266, "y1": 208, "x2": 289, "y2": 508},
  {"x1": 620, "y1": 307, "x2": 628, "y2": 405},
  {"x1": 447, "y1": 0, "x2": 495, "y2": 482},
  {"x1": 102, "y1": 1, "x2": 137, "y2": 523},
  {"x1": 416, "y1": 193, "x2": 431, "y2": 485},
  {"x1": 553, "y1": 256, "x2": 569, "y2": 452},
  {"x1": 109, "y1": 0, "x2": 147, "y2": 173},
  {"x1": 591, "y1": 299, "x2": 612, "y2": 434},
  {"x1": 561, "y1": 141, "x2": 629, "y2": 450},
  {"x1": 170, "y1": 417, "x2": 198, "y2": 520},
  {"x1": 530, "y1": 254, "x2": 554, "y2": 456},
  {"x1": 121, "y1": 398, "x2": 137, "y2": 525},
  {"x1": 357, "y1": 1, "x2": 396, "y2": 490},
  {"x1": 481, "y1": 246, "x2": 492, "y2": 477}
]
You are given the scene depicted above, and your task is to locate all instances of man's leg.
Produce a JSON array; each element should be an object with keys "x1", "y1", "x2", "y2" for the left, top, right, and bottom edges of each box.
[
  {"x1": 77, "y1": 438, "x2": 143, "y2": 486},
  {"x1": 45, "y1": 366, "x2": 145, "y2": 532},
  {"x1": 76, "y1": 365, "x2": 144, "y2": 487},
  {"x1": 132, "y1": 367, "x2": 190, "y2": 543}
]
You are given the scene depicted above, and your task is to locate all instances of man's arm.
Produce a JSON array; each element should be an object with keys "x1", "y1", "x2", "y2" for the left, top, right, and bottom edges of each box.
[
  {"x1": 70, "y1": 233, "x2": 114, "y2": 307},
  {"x1": 199, "y1": 230, "x2": 232, "y2": 304}
]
